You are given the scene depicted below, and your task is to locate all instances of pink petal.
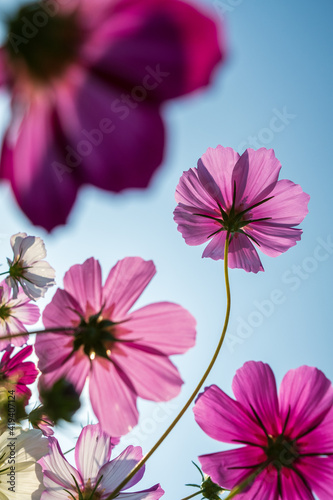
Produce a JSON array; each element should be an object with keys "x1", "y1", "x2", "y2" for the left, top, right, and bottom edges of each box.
[
  {"x1": 199, "y1": 446, "x2": 267, "y2": 490},
  {"x1": 250, "y1": 179, "x2": 310, "y2": 225},
  {"x1": 202, "y1": 230, "x2": 227, "y2": 260},
  {"x1": 246, "y1": 224, "x2": 302, "y2": 257},
  {"x1": 9, "y1": 298, "x2": 40, "y2": 325},
  {"x1": 198, "y1": 146, "x2": 240, "y2": 209},
  {"x1": 42, "y1": 288, "x2": 82, "y2": 330},
  {"x1": 103, "y1": 258, "x2": 156, "y2": 319},
  {"x1": 63, "y1": 258, "x2": 102, "y2": 315},
  {"x1": 98, "y1": 445, "x2": 144, "y2": 492},
  {"x1": 113, "y1": 343, "x2": 183, "y2": 401},
  {"x1": 279, "y1": 468, "x2": 314, "y2": 500},
  {"x1": 75, "y1": 424, "x2": 113, "y2": 483},
  {"x1": 228, "y1": 233, "x2": 264, "y2": 273},
  {"x1": 193, "y1": 385, "x2": 267, "y2": 446},
  {"x1": 39, "y1": 437, "x2": 83, "y2": 493},
  {"x1": 232, "y1": 361, "x2": 280, "y2": 437},
  {"x1": 232, "y1": 467, "x2": 279, "y2": 500},
  {"x1": 297, "y1": 407, "x2": 333, "y2": 454},
  {"x1": 4, "y1": 344, "x2": 32, "y2": 366},
  {"x1": 295, "y1": 456, "x2": 333, "y2": 500},
  {"x1": 116, "y1": 485, "x2": 164, "y2": 500},
  {"x1": 174, "y1": 203, "x2": 220, "y2": 246},
  {"x1": 0, "y1": 47, "x2": 9, "y2": 87},
  {"x1": 279, "y1": 366, "x2": 333, "y2": 440},
  {"x1": 89, "y1": 357, "x2": 139, "y2": 436},
  {"x1": 0, "y1": 98, "x2": 79, "y2": 231},
  {"x1": 0, "y1": 316, "x2": 28, "y2": 350},
  {"x1": 175, "y1": 167, "x2": 219, "y2": 210},
  {"x1": 233, "y1": 148, "x2": 281, "y2": 207},
  {"x1": 124, "y1": 302, "x2": 196, "y2": 355}
]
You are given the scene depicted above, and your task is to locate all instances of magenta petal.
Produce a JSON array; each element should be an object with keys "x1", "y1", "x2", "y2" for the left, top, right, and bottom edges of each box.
[
  {"x1": 298, "y1": 407, "x2": 333, "y2": 454},
  {"x1": 232, "y1": 361, "x2": 280, "y2": 437},
  {"x1": 228, "y1": 233, "x2": 264, "y2": 273},
  {"x1": 202, "y1": 231, "x2": 227, "y2": 260},
  {"x1": 0, "y1": 99, "x2": 79, "y2": 231},
  {"x1": 193, "y1": 385, "x2": 266, "y2": 446},
  {"x1": 114, "y1": 344, "x2": 183, "y2": 401},
  {"x1": 63, "y1": 257, "x2": 102, "y2": 314},
  {"x1": 279, "y1": 366, "x2": 333, "y2": 439},
  {"x1": 98, "y1": 446, "x2": 144, "y2": 492},
  {"x1": 89, "y1": 358, "x2": 139, "y2": 436},
  {"x1": 296, "y1": 457, "x2": 333, "y2": 500},
  {"x1": 280, "y1": 468, "x2": 315, "y2": 500},
  {"x1": 75, "y1": 424, "x2": 113, "y2": 483},
  {"x1": 42, "y1": 288, "x2": 82, "y2": 330},
  {"x1": 227, "y1": 467, "x2": 279, "y2": 500},
  {"x1": 126, "y1": 302, "x2": 196, "y2": 355},
  {"x1": 116, "y1": 485, "x2": 164, "y2": 500},
  {"x1": 174, "y1": 204, "x2": 220, "y2": 246},
  {"x1": 247, "y1": 224, "x2": 302, "y2": 257},
  {"x1": 103, "y1": 257, "x2": 156, "y2": 319},
  {"x1": 199, "y1": 446, "x2": 266, "y2": 490}
]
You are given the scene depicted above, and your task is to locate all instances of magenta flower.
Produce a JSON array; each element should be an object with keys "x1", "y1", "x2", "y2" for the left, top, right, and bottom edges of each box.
[
  {"x1": 35, "y1": 257, "x2": 196, "y2": 435},
  {"x1": 174, "y1": 147, "x2": 310, "y2": 272},
  {"x1": 39, "y1": 424, "x2": 164, "y2": 500},
  {"x1": 0, "y1": 0, "x2": 224, "y2": 231},
  {"x1": 193, "y1": 361, "x2": 333, "y2": 499},
  {"x1": 0, "y1": 345, "x2": 38, "y2": 403},
  {"x1": 0, "y1": 280, "x2": 40, "y2": 350}
]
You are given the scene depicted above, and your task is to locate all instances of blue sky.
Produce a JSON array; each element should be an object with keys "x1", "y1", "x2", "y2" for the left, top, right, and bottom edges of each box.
[{"x1": 0, "y1": 0, "x2": 332, "y2": 498}]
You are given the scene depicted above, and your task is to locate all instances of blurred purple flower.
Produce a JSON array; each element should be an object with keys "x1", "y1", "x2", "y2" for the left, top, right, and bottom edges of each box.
[{"x1": 0, "y1": 0, "x2": 224, "y2": 230}]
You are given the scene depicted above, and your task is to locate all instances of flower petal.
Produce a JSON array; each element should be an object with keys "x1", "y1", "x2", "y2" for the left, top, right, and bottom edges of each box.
[
  {"x1": 124, "y1": 302, "x2": 196, "y2": 355},
  {"x1": 89, "y1": 357, "x2": 139, "y2": 436},
  {"x1": 228, "y1": 233, "x2": 264, "y2": 273},
  {"x1": 98, "y1": 445, "x2": 144, "y2": 492},
  {"x1": 75, "y1": 424, "x2": 113, "y2": 483},
  {"x1": 193, "y1": 385, "x2": 266, "y2": 446},
  {"x1": 202, "y1": 230, "x2": 227, "y2": 260},
  {"x1": 246, "y1": 224, "x2": 302, "y2": 257},
  {"x1": 279, "y1": 467, "x2": 314, "y2": 500},
  {"x1": 231, "y1": 361, "x2": 280, "y2": 437},
  {"x1": 279, "y1": 366, "x2": 333, "y2": 439},
  {"x1": 116, "y1": 485, "x2": 164, "y2": 500},
  {"x1": 297, "y1": 407, "x2": 333, "y2": 454},
  {"x1": 63, "y1": 257, "x2": 102, "y2": 315},
  {"x1": 295, "y1": 456, "x2": 333, "y2": 500},
  {"x1": 103, "y1": 257, "x2": 156, "y2": 319}
]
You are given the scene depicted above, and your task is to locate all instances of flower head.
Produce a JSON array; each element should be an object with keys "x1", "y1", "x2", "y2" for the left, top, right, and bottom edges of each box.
[
  {"x1": 0, "y1": 279, "x2": 40, "y2": 350},
  {"x1": 0, "y1": 344, "x2": 38, "y2": 404},
  {"x1": 193, "y1": 361, "x2": 333, "y2": 499},
  {"x1": 35, "y1": 257, "x2": 196, "y2": 435},
  {"x1": 174, "y1": 147, "x2": 310, "y2": 272},
  {"x1": 0, "y1": 0, "x2": 224, "y2": 231},
  {"x1": 0, "y1": 427, "x2": 48, "y2": 500},
  {"x1": 39, "y1": 423, "x2": 164, "y2": 500},
  {"x1": 6, "y1": 232, "x2": 56, "y2": 300}
]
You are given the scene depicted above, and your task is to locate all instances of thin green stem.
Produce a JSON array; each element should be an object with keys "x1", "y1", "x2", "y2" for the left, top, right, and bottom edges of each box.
[
  {"x1": 223, "y1": 463, "x2": 268, "y2": 499},
  {"x1": 0, "y1": 271, "x2": 9, "y2": 276},
  {"x1": 0, "y1": 326, "x2": 76, "y2": 342},
  {"x1": 180, "y1": 491, "x2": 203, "y2": 500},
  {"x1": 106, "y1": 238, "x2": 232, "y2": 500}
]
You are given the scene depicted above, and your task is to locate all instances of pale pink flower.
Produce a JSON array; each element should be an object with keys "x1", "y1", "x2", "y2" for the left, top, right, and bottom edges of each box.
[
  {"x1": 193, "y1": 361, "x2": 333, "y2": 499},
  {"x1": 0, "y1": 344, "x2": 38, "y2": 404},
  {"x1": 0, "y1": 280, "x2": 40, "y2": 350},
  {"x1": 35, "y1": 257, "x2": 196, "y2": 435},
  {"x1": 0, "y1": 0, "x2": 224, "y2": 231},
  {"x1": 39, "y1": 424, "x2": 164, "y2": 500},
  {"x1": 6, "y1": 232, "x2": 56, "y2": 300},
  {"x1": 174, "y1": 147, "x2": 310, "y2": 272}
]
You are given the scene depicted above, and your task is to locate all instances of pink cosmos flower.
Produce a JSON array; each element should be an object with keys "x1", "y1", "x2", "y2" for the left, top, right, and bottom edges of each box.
[
  {"x1": 35, "y1": 256, "x2": 196, "y2": 436},
  {"x1": 193, "y1": 361, "x2": 333, "y2": 499},
  {"x1": 39, "y1": 424, "x2": 163, "y2": 499},
  {"x1": 6, "y1": 232, "x2": 56, "y2": 300},
  {"x1": 0, "y1": 345, "x2": 38, "y2": 403},
  {"x1": 0, "y1": 0, "x2": 224, "y2": 231},
  {"x1": 0, "y1": 280, "x2": 40, "y2": 350},
  {"x1": 174, "y1": 147, "x2": 310, "y2": 272}
]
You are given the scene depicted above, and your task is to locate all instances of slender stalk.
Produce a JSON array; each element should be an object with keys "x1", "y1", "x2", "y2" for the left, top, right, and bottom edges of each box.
[
  {"x1": 106, "y1": 237, "x2": 231, "y2": 500},
  {"x1": 180, "y1": 491, "x2": 203, "y2": 500},
  {"x1": 223, "y1": 463, "x2": 268, "y2": 499},
  {"x1": 0, "y1": 327, "x2": 75, "y2": 342}
]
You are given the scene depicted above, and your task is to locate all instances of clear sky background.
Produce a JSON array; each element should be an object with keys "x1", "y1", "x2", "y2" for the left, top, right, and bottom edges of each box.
[{"x1": 0, "y1": 0, "x2": 332, "y2": 499}]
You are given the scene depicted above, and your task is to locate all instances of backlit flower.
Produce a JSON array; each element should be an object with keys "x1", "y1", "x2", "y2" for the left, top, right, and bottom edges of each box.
[
  {"x1": 35, "y1": 257, "x2": 196, "y2": 435},
  {"x1": 0, "y1": 427, "x2": 48, "y2": 500},
  {"x1": 0, "y1": 0, "x2": 224, "y2": 231},
  {"x1": 6, "y1": 232, "x2": 55, "y2": 300},
  {"x1": 39, "y1": 424, "x2": 164, "y2": 500},
  {"x1": 193, "y1": 361, "x2": 333, "y2": 499},
  {"x1": 174, "y1": 147, "x2": 310, "y2": 272},
  {"x1": 0, "y1": 345, "x2": 38, "y2": 404},
  {"x1": 0, "y1": 280, "x2": 40, "y2": 350}
]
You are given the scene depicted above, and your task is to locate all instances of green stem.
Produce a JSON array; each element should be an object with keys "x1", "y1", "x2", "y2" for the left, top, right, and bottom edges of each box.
[
  {"x1": 0, "y1": 326, "x2": 76, "y2": 342},
  {"x1": 0, "y1": 271, "x2": 9, "y2": 276},
  {"x1": 106, "y1": 237, "x2": 231, "y2": 500},
  {"x1": 180, "y1": 491, "x2": 203, "y2": 500},
  {"x1": 224, "y1": 463, "x2": 269, "y2": 499}
]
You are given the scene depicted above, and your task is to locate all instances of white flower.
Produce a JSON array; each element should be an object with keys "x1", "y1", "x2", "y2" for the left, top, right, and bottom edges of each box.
[
  {"x1": 0, "y1": 428, "x2": 49, "y2": 500},
  {"x1": 6, "y1": 233, "x2": 56, "y2": 301}
]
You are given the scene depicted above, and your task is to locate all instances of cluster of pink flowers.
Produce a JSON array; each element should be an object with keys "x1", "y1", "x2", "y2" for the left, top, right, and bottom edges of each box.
[{"x1": 0, "y1": 1, "x2": 330, "y2": 500}]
